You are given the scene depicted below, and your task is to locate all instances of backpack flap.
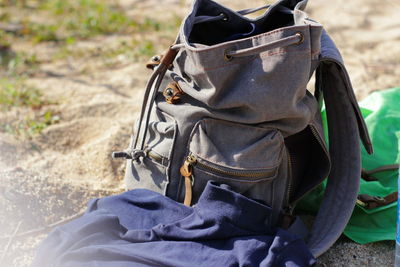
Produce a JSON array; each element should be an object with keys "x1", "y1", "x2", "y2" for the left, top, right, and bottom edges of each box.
[{"x1": 307, "y1": 30, "x2": 373, "y2": 257}]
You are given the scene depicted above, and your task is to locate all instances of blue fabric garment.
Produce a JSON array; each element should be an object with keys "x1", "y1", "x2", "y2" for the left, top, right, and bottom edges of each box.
[{"x1": 32, "y1": 182, "x2": 316, "y2": 267}]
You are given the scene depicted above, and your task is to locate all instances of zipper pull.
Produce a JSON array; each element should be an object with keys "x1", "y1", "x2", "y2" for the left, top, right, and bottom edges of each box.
[{"x1": 180, "y1": 155, "x2": 196, "y2": 206}]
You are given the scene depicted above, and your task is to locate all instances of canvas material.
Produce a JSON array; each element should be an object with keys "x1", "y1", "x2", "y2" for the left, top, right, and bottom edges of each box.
[{"x1": 121, "y1": 0, "x2": 372, "y2": 257}]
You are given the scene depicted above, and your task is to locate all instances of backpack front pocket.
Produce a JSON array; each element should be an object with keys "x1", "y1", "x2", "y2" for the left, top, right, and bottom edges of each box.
[{"x1": 180, "y1": 118, "x2": 285, "y2": 205}]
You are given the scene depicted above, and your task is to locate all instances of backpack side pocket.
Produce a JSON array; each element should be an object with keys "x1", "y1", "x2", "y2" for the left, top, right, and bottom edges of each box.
[{"x1": 125, "y1": 108, "x2": 177, "y2": 194}]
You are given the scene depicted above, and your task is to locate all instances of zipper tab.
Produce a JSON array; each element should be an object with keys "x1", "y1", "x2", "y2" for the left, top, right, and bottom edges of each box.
[
  {"x1": 180, "y1": 154, "x2": 196, "y2": 206},
  {"x1": 180, "y1": 155, "x2": 196, "y2": 177}
]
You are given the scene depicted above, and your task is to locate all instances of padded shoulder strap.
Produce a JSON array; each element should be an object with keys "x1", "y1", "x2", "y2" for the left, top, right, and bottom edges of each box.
[
  {"x1": 307, "y1": 30, "x2": 373, "y2": 257},
  {"x1": 316, "y1": 31, "x2": 373, "y2": 154}
]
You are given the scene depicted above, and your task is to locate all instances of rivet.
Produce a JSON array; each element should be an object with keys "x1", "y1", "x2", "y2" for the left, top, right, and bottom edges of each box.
[
  {"x1": 164, "y1": 88, "x2": 174, "y2": 97},
  {"x1": 224, "y1": 49, "x2": 233, "y2": 62},
  {"x1": 295, "y1": 32, "x2": 304, "y2": 45},
  {"x1": 163, "y1": 82, "x2": 184, "y2": 104}
]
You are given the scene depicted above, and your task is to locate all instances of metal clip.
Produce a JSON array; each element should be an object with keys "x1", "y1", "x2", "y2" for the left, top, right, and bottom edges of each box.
[{"x1": 131, "y1": 149, "x2": 146, "y2": 161}]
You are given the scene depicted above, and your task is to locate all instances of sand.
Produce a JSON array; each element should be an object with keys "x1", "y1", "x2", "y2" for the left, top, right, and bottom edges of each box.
[{"x1": 0, "y1": 0, "x2": 399, "y2": 266}]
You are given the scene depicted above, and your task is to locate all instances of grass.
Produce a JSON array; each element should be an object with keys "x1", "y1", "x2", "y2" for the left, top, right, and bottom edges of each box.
[
  {"x1": 0, "y1": 26, "x2": 55, "y2": 137},
  {"x1": 26, "y1": 110, "x2": 60, "y2": 135},
  {"x1": 0, "y1": 47, "x2": 39, "y2": 76},
  {"x1": 0, "y1": 0, "x2": 135, "y2": 42},
  {"x1": 1, "y1": 109, "x2": 60, "y2": 137},
  {"x1": 0, "y1": 0, "x2": 181, "y2": 73},
  {"x1": 0, "y1": 0, "x2": 181, "y2": 65},
  {"x1": 38, "y1": 0, "x2": 134, "y2": 40},
  {"x1": 0, "y1": 78, "x2": 45, "y2": 108},
  {"x1": 0, "y1": 0, "x2": 183, "y2": 137},
  {"x1": 0, "y1": 0, "x2": 179, "y2": 43},
  {"x1": 0, "y1": 78, "x2": 58, "y2": 136}
]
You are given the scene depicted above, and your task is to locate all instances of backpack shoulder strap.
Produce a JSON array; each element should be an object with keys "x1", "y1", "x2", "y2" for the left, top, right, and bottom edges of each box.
[
  {"x1": 307, "y1": 30, "x2": 373, "y2": 257},
  {"x1": 316, "y1": 31, "x2": 373, "y2": 153}
]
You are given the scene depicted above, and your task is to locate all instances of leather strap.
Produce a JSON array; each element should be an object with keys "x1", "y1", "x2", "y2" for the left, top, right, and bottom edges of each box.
[
  {"x1": 361, "y1": 164, "x2": 399, "y2": 181},
  {"x1": 183, "y1": 176, "x2": 193, "y2": 206},
  {"x1": 180, "y1": 157, "x2": 194, "y2": 206},
  {"x1": 357, "y1": 192, "x2": 398, "y2": 209}
]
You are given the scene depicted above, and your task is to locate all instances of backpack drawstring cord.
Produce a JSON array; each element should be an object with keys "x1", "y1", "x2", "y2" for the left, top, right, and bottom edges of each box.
[{"x1": 130, "y1": 47, "x2": 179, "y2": 161}]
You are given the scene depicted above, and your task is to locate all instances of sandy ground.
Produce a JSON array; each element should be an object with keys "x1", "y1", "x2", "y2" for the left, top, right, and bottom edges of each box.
[{"x1": 0, "y1": 0, "x2": 399, "y2": 266}]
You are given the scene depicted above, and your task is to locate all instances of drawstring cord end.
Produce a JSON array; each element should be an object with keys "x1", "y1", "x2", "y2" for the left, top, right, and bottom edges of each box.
[
  {"x1": 111, "y1": 149, "x2": 146, "y2": 162},
  {"x1": 112, "y1": 151, "x2": 132, "y2": 159}
]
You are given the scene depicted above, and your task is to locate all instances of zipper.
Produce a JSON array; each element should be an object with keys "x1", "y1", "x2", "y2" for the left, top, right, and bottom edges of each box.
[
  {"x1": 184, "y1": 153, "x2": 277, "y2": 180},
  {"x1": 309, "y1": 124, "x2": 329, "y2": 156},
  {"x1": 285, "y1": 148, "x2": 294, "y2": 206},
  {"x1": 178, "y1": 153, "x2": 278, "y2": 206}
]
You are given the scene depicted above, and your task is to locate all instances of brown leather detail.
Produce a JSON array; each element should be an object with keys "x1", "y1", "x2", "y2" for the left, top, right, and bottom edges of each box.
[
  {"x1": 361, "y1": 164, "x2": 400, "y2": 181},
  {"x1": 180, "y1": 160, "x2": 192, "y2": 177},
  {"x1": 160, "y1": 47, "x2": 178, "y2": 66},
  {"x1": 146, "y1": 54, "x2": 163, "y2": 70},
  {"x1": 357, "y1": 192, "x2": 398, "y2": 209},
  {"x1": 180, "y1": 161, "x2": 193, "y2": 206},
  {"x1": 163, "y1": 82, "x2": 184, "y2": 104},
  {"x1": 146, "y1": 46, "x2": 178, "y2": 70},
  {"x1": 183, "y1": 176, "x2": 193, "y2": 206},
  {"x1": 361, "y1": 169, "x2": 378, "y2": 181},
  {"x1": 386, "y1": 192, "x2": 398, "y2": 203}
]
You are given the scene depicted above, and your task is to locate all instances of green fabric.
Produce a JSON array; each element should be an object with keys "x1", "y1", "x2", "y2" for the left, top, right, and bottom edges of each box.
[{"x1": 297, "y1": 87, "x2": 400, "y2": 244}]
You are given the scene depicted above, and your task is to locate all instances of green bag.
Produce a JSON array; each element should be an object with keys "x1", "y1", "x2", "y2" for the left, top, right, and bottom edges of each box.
[{"x1": 297, "y1": 87, "x2": 400, "y2": 244}]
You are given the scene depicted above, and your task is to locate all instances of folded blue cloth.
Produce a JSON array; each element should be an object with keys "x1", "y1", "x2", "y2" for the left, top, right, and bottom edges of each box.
[{"x1": 32, "y1": 182, "x2": 316, "y2": 267}]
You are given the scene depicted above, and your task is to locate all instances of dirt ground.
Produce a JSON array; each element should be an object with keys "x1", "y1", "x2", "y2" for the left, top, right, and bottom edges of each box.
[{"x1": 0, "y1": 0, "x2": 399, "y2": 266}]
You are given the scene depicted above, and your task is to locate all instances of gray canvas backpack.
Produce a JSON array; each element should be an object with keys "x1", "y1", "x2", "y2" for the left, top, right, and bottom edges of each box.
[{"x1": 113, "y1": 0, "x2": 373, "y2": 257}]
